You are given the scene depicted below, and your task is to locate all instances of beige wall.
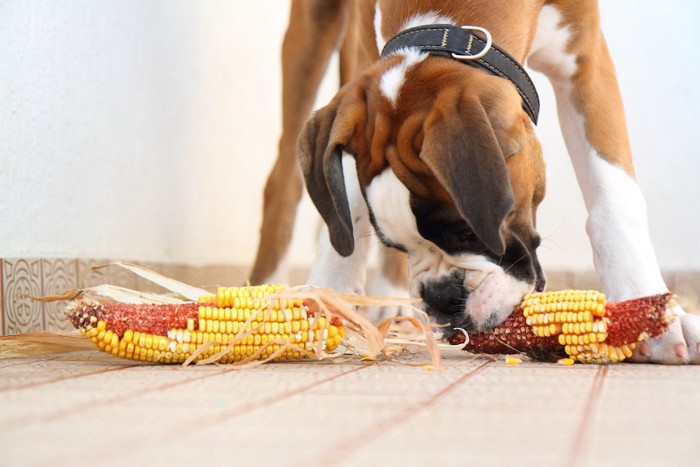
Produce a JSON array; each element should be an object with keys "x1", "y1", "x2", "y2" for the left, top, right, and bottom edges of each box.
[{"x1": 1, "y1": 1, "x2": 699, "y2": 277}]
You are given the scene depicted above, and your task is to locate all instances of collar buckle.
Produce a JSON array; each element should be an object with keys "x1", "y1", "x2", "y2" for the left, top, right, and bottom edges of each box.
[{"x1": 451, "y1": 26, "x2": 492, "y2": 61}]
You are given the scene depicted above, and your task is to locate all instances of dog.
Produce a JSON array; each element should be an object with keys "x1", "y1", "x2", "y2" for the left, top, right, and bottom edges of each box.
[{"x1": 250, "y1": 0, "x2": 700, "y2": 364}]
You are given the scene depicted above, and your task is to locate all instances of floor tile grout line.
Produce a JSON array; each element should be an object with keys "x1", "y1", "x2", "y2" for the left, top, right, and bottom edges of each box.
[
  {"x1": 0, "y1": 364, "x2": 139, "y2": 393},
  {"x1": 0, "y1": 360, "x2": 365, "y2": 435},
  {"x1": 0, "y1": 362, "x2": 247, "y2": 432},
  {"x1": 315, "y1": 360, "x2": 495, "y2": 467},
  {"x1": 0, "y1": 354, "x2": 65, "y2": 370},
  {"x1": 197, "y1": 364, "x2": 370, "y2": 428},
  {"x1": 43, "y1": 363, "x2": 370, "y2": 466},
  {"x1": 128, "y1": 364, "x2": 370, "y2": 447},
  {"x1": 565, "y1": 365, "x2": 608, "y2": 467}
]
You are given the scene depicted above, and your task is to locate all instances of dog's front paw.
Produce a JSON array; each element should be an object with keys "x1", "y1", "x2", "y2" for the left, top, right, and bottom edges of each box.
[
  {"x1": 680, "y1": 313, "x2": 700, "y2": 363},
  {"x1": 629, "y1": 304, "x2": 700, "y2": 364}
]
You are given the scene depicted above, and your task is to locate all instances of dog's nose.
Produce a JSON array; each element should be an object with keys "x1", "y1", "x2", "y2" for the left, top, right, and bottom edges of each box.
[{"x1": 420, "y1": 279, "x2": 467, "y2": 316}]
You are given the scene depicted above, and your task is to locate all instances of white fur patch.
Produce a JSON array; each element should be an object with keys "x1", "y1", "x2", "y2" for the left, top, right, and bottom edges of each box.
[
  {"x1": 583, "y1": 154, "x2": 667, "y2": 300},
  {"x1": 307, "y1": 154, "x2": 373, "y2": 295},
  {"x1": 527, "y1": 5, "x2": 577, "y2": 82},
  {"x1": 365, "y1": 169, "x2": 421, "y2": 250},
  {"x1": 401, "y1": 12, "x2": 456, "y2": 31},
  {"x1": 462, "y1": 268, "x2": 533, "y2": 327},
  {"x1": 379, "y1": 48, "x2": 427, "y2": 107},
  {"x1": 373, "y1": 7, "x2": 385, "y2": 52},
  {"x1": 375, "y1": 11, "x2": 455, "y2": 106}
]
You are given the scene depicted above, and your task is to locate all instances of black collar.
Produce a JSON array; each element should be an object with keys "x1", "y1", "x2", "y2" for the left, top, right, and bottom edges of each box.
[{"x1": 380, "y1": 24, "x2": 540, "y2": 124}]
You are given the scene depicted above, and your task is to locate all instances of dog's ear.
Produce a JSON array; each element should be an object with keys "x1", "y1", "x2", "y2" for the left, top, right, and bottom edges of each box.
[
  {"x1": 298, "y1": 102, "x2": 357, "y2": 257},
  {"x1": 420, "y1": 95, "x2": 515, "y2": 255}
]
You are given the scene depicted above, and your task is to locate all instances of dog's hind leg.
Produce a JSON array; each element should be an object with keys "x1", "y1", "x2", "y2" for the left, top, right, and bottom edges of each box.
[{"x1": 250, "y1": 0, "x2": 351, "y2": 284}]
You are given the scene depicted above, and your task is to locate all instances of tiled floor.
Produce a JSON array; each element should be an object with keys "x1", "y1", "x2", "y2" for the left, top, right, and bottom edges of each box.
[
  {"x1": 1, "y1": 349, "x2": 699, "y2": 467},
  {"x1": 2, "y1": 258, "x2": 698, "y2": 466}
]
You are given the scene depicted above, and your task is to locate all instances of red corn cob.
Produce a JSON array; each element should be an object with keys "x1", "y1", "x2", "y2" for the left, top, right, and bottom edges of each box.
[{"x1": 448, "y1": 292, "x2": 674, "y2": 363}]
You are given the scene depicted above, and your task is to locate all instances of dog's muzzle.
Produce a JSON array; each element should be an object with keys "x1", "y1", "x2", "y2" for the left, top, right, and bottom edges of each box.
[{"x1": 419, "y1": 269, "x2": 483, "y2": 333}]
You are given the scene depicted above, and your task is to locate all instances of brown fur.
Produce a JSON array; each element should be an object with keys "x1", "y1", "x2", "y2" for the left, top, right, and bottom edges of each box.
[
  {"x1": 298, "y1": 50, "x2": 544, "y2": 257},
  {"x1": 552, "y1": 0, "x2": 635, "y2": 175},
  {"x1": 251, "y1": 0, "x2": 634, "y2": 286}
]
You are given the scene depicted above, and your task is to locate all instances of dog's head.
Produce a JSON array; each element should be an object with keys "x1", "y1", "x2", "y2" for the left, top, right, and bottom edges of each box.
[{"x1": 299, "y1": 50, "x2": 545, "y2": 334}]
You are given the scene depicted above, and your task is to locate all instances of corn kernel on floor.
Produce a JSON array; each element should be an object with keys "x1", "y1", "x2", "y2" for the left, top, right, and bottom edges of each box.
[{"x1": 1, "y1": 349, "x2": 699, "y2": 467}]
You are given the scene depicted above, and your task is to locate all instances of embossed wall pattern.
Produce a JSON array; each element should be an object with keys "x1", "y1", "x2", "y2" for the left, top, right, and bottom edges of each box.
[{"x1": 0, "y1": 258, "x2": 252, "y2": 336}]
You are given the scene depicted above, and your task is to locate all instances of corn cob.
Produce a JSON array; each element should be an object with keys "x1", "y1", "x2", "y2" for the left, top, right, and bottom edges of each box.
[
  {"x1": 66, "y1": 285, "x2": 346, "y2": 364},
  {"x1": 448, "y1": 291, "x2": 674, "y2": 363},
  {"x1": 67, "y1": 283, "x2": 673, "y2": 365}
]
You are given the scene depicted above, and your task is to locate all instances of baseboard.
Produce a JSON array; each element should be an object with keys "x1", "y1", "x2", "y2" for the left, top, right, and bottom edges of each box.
[{"x1": 1, "y1": 257, "x2": 697, "y2": 335}]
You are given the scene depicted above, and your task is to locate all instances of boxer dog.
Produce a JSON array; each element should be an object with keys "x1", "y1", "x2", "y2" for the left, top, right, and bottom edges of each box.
[{"x1": 250, "y1": 0, "x2": 700, "y2": 364}]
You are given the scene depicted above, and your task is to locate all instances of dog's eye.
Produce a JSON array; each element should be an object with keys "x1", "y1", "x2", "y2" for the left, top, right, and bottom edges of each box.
[
  {"x1": 455, "y1": 229, "x2": 478, "y2": 244},
  {"x1": 441, "y1": 229, "x2": 482, "y2": 253}
]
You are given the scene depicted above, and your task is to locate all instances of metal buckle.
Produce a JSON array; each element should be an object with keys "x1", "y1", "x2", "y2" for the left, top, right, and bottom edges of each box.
[{"x1": 451, "y1": 26, "x2": 492, "y2": 60}]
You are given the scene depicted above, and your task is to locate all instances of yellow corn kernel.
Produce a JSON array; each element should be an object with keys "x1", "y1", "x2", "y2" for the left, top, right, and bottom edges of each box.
[
  {"x1": 520, "y1": 289, "x2": 646, "y2": 363},
  {"x1": 621, "y1": 344, "x2": 635, "y2": 358},
  {"x1": 72, "y1": 285, "x2": 344, "y2": 364}
]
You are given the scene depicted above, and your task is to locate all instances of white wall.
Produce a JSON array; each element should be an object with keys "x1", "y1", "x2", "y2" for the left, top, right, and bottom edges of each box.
[{"x1": 1, "y1": 1, "x2": 698, "y2": 274}]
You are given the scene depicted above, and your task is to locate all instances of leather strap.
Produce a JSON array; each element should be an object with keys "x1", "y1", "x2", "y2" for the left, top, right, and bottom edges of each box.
[{"x1": 381, "y1": 24, "x2": 540, "y2": 124}]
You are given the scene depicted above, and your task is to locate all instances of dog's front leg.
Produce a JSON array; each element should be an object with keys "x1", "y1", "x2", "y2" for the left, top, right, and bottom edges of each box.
[
  {"x1": 307, "y1": 155, "x2": 373, "y2": 296},
  {"x1": 529, "y1": 3, "x2": 699, "y2": 363}
]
